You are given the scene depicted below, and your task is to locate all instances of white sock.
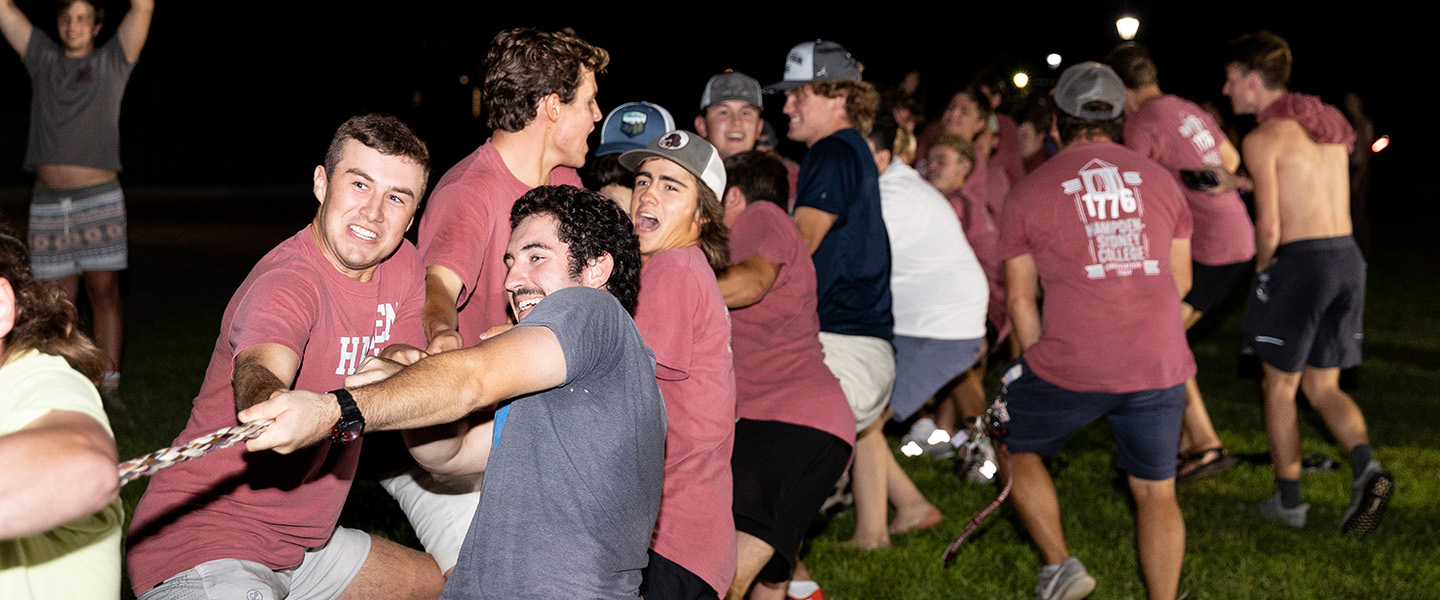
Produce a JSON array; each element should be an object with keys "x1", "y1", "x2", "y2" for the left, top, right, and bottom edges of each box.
[{"x1": 788, "y1": 580, "x2": 820, "y2": 598}]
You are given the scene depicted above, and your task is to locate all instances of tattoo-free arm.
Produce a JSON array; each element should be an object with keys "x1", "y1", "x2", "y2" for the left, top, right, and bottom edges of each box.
[
  {"x1": 793, "y1": 207, "x2": 838, "y2": 255},
  {"x1": 717, "y1": 255, "x2": 780, "y2": 309},
  {"x1": 232, "y1": 343, "x2": 300, "y2": 412},
  {"x1": 241, "y1": 325, "x2": 566, "y2": 455},
  {"x1": 1170, "y1": 238, "x2": 1193, "y2": 299},
  {"x1": 115, "y1": 0, "x2": 154, "y2": 62},
  {"x1": 0, "y1": 410, "x2": 118, "y2": 540},
  {"x1": 0, "y1": 0, "x2": 33, "y2": 57},
  {"x1": 1006, "y1": 254, "x2": 1042, "y2": 352},
  {"x1": 422, "y1": 265, "x2": 465, "y2": 353},
  {"x1": 1244, "y1": 128, "x2": 1283, "y2": 272}
]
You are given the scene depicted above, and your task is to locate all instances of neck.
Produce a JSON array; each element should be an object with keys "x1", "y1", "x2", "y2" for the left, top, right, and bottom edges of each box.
[
  {"x1": 492, "y1": 127, "x2": 558, "y2": 188},
  {"x1": 807, "y1": 119, "x2": 851, "y2": 148},
  {"x1": 1133, "y1": 85, "x2": 1164, "y2": 107},
  {"x1": 1254, "y1": 88, "x2": 1289, "y2": 115}
]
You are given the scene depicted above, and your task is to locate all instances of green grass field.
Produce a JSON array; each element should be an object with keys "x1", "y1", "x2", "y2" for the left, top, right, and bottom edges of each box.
[{"x1": 96, "y1": 196, "x2": 1438, "y2": 600}]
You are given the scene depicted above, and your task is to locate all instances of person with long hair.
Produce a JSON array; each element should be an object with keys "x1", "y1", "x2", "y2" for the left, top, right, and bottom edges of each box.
[{"x1": 0, "y1": 225, "x2": 123, "y2": 598}]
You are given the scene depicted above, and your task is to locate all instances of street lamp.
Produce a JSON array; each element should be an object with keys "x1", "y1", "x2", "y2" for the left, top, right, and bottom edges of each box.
[{"x1": 1116, "y1": 16, "x2": 1139, "y2": 40}]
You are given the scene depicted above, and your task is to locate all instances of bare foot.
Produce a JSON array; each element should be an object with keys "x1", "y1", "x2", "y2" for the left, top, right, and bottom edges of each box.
[
  {"x1": 888, "y1": 505, "x2": 942, "y2": 535},
  {"x1": 841, "y1": 535, "x2": 891, "y2": 550}
]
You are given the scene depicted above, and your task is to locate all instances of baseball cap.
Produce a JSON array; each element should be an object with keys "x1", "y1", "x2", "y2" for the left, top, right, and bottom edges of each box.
[
  {"x1": 767, "y1": 40, "x2": 861, "y2": 91},
  {"x1": 700, "y1": 71, "x2": 763, "y2": 110},
  {"x1": 1053, "y1": 62, "x2": 1126, "y2": 120},
  {"x1": 618, "y1": 131, "x2": 726, "y2": 201},
  {"x1": 597, "y1": 101, "x2": 676, "y2": 157}
]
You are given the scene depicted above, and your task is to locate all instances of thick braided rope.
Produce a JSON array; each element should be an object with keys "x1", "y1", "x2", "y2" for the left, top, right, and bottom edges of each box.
[{"x1": 117, "y1": 420, "x2": 274, "y2": 487}]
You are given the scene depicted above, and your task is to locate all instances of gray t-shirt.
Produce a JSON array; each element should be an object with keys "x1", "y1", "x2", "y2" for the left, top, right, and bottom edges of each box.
[
  {"x1": 23, "y1": 32, "x2": 135, "y2": 172},
  {"x1": 440, "y1": 286, "x2": 667, "y2": 599}
]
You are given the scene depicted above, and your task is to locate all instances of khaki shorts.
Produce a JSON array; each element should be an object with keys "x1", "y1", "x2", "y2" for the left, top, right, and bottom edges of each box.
[
  {"x1": 138, "y1": 526, "x2": 371, "y2": 600},
  {"x1": 817, "y1": 332, "x2": 895, "y2": 430}
]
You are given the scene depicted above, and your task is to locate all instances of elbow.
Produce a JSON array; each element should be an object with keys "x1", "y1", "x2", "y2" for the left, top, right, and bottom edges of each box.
[{"x1": 73, "y1": 450, "x2": 121, "y2": 514}]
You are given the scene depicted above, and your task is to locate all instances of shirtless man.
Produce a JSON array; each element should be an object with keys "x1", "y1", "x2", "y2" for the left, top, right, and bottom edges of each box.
[
  {"x1": 0, "y1": 0, "x2": 154, "y2": 406},
  {"x1": 1223, "y1": 31, "x2": 1392, "y2": 535}
]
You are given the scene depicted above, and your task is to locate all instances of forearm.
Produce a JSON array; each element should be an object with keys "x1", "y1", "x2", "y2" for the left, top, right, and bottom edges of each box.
[
  {"x1": 354, "y1": 349, "x2": 493, "y2": 432},
  {"x1": 233, "y1": 359, "x2": 289, "y2": 412},
  {"x1": 0, "y1": 414, "x2": 118, "y2": 540},
  {"x1": 422, "y1": 269, "x2": 463, "y2": 345},
  {"x1": 403, "y1": 415, "x2": 494, "y2": 476},
  {"x1": 1009, "y1": 297, "x2": 1042, "y2": 351},
  {"x1": 716, "y1": 257, "x2": 777, "y2": 309}
]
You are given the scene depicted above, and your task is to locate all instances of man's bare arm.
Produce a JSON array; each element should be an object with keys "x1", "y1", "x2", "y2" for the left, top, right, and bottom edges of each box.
[
  {"x1": 241, "y1": 325, "x2": 566, "y2": 455},
  {"x1": 1006, "y1": 254, "x2": 1042, "y2": 351},
  {"x1": 1170, "y1": 238, "x2": 1193, "y2": 299},
  {"x1": 0, "y1": 410, "x2": 118, "y2": 540},
  {"x1": 717, "y1": 255, "x2": 780, "y2": 309},
  {"x1": 423, "y1": 265, "x2": 465, "y2": 353},
  {"x1": 115, "y1": 0, "x2": 153, "y2": 62},
  {"x1": 403, "y1": 415, "x2": 494, "y2": 476},
  {"x1": 1219, "y1": 138, "x2": 1242, "y2": 174},
  {"x1": 0, "y1": 0, "x2": 33, "y2": 57},
  {"x1": 793, "y1": 207, "x2": 838, "y2": 255},
  {"x1": 232, "y1": 343, "x2": 300, "y2": 412},
  {"x1": 1244, "y1": 129, "x2": 1283, "y2": 271}
]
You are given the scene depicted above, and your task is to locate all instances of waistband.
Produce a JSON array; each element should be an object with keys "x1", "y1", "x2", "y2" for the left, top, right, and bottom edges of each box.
[
  {"x1": 32, "y1": 179, "x2": 123, "y2": 198},
  {"x1": 1276, "y1": 235, "x2": 1357, "y2": 255}
]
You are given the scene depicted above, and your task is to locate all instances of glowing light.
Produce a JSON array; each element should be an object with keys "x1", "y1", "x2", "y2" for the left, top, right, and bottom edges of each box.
[
  {"x1": 900, "y1": 441, "x2": 923, "y2": 457},
  {"x1": 979, "y1": 460, "x2": 998, "y2": 479},
  {"x1": 1013, "y1": 73, "x2": 1030, "y2": 88},
  {"x1": 1116, "y1": 17, "x2": 1139, "y2": 40},
  {"x1": 1372, "y1": 135, "x2": 1389, "y2": 153},
  {"x1": 1047, "y1": 53, "x2": 1062, "y2": 68},
  {"x1": 927, "y1": 429, "x2": 952, "y2": 445}
]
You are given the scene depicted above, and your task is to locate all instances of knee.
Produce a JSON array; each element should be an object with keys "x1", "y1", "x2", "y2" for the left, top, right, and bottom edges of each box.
[
  {"x1": 1127, "y1": 477, "x2": 1176, "y2": 506},
  {"x1": 1298, "y1": 370, "x2": 1341, "y2": 403}
]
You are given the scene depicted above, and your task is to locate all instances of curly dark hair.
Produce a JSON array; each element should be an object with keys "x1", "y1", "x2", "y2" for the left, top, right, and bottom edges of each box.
[
  {"x1": 0, "y1": 225, "x2": 107, "y2": 385},
  {"x1": 483, "y1": 28, "x2": 610, "y2": 133},
  {"x1": 510, "y1": 185, "x2": 641, "y2": 312}
]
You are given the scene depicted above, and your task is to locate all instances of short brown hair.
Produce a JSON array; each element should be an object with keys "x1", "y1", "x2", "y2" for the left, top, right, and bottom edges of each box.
[
  {"x1": 0, "y1": 226, "x2": 107, "y2": 384},
  {"x1": 927, "y1": 132, "x2": 976, "y2": 165},
  {"x1": 811, "y1": 80, "x2": 881, "y2": 135},
  {"x1": 57, "y1": 0, "x2": 102, "y2": 25},
  {"x1": 1105, "y1": 42, "x2": 1158, "y2": 90},
  {"x1": 1225, "y1": 31, "x2": 1292, "y2": 90},
  {"x1": 723, "y1": 151, "x2": 789, "y2": 210},
  {"x1": 323, "y1": 114, "x2": 432, "y2": 197},
  {"x1": 483, "y1": 28, "x2": 610, "y2": 133}
]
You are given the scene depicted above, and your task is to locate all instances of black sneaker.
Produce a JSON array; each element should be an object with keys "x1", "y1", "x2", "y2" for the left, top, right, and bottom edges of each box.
[{"x1": 1340, "y1": 460, "x2": 1393, "y2": 536}]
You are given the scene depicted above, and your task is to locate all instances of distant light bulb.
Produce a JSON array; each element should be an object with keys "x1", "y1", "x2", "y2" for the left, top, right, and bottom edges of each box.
[
  {"x1": 1047, "y1": 54, "x2": 1062, "y2": 68},
  {"x1": 1372, "y1": 135, "x2": 1389, "y2": 153},
  {"x1": 1117, "y1": 17, "x2": 1139, "y2": 40},
  {"x1": 1013, "y1": 73, "x2": 1030, "y2": 88}
]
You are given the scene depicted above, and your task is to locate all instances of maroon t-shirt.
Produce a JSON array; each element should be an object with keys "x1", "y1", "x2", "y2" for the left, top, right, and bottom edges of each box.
[
  {"x1": 127, "y1": 228, "x2": 425, "y2": 594},
  {"x1": 632, "y1": 246, "x2": 737, "y2": 595},
  {"x1": 727, "y1": 202, "x2": 855, "y2": 448},
  {"x1": 1124, "y1": 95, "x2": 1255, "y2": 265},
  {"x1": 946, "y1": 177, "x2": 1008, "y2": 336},
  {"x1": 418, "y1": 141, "x2": 583, "y2": 339},
  {"x1": 994, "y1": 112, "x2": 1027, "y2": 185},
  {"x1": 1001, "y1": 142, "x2": 1196, "y2": 393}
]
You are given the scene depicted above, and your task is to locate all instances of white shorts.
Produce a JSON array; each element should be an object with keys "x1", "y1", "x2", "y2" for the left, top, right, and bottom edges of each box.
[
  {"x1": 138, "y1": 526, "x2": 371, "y2": 600},
  {"x1": 817, "y1": 332, "x2": 896, "y2": 431},
  {"x1": 379, "y1": 465, "x2": 483, "y2": 573}
]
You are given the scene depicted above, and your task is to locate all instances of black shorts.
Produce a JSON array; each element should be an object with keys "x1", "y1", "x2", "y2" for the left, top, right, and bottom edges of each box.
[
  {"x1": 731, "y1": 419, "x2": 851, "y2": 583},
  {"x1": 1241, "y1": 236, "x2": 1365, "y2": 373},
  {"x1": 641, "y1": 550, "x2": 719, "y2": 600},
  {"x1": 1184, "y1": 260, "x2": 1249, "y2": 315}
]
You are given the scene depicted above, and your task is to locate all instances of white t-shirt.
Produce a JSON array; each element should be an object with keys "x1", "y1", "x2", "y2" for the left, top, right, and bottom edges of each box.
[
  {"x1": 878, "y1": 159, "x2": 988, "y2": 339},
  {"x1": 0, "y1": 350, "x2": 122, "y2": 599}
]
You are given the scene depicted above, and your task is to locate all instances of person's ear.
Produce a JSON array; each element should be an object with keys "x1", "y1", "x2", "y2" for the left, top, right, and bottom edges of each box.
[
  {"x1": 582, "y1": 253, "x2": 614, "y2": 289},
  {"x1": 0, "y1": 278, "x2": 16, "y2": 341}
]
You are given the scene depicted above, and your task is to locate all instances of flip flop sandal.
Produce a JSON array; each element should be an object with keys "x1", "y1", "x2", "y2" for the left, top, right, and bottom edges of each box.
[{"x1": 1176, "y1": 447, "x2": 1239, "y2": 485}]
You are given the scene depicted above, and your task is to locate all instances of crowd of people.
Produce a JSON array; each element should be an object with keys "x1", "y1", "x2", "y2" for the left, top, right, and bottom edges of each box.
[{"x1": 0, "y1": 3, "x2": 1395, "y2": 600}]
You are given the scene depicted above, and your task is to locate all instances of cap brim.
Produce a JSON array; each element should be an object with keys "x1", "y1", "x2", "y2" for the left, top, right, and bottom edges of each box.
[
  {"x1": 764, "y1": 79, "x2": 809, "y2": 93},
  {"x1": 618, "y1": 148, "x2": 665, "y2": 172}
]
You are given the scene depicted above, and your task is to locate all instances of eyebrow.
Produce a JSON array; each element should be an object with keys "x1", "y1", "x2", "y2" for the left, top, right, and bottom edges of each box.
[
  {"x1": 636, "y1": 170, "x2": 690, "y2": 189},
  {"x1": 346, "y1": 167, "x2": 415, "y2": 199}
]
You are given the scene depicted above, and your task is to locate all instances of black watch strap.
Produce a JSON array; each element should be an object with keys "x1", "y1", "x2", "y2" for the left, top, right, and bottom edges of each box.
[{"x1": 328, "y1": 388, "x2": 366, "y2": 444}]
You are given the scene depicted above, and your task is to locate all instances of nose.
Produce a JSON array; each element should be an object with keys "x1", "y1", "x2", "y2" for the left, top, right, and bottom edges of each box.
[{"x1": 359, "y1": 193, "x2": 385, "y2": 222}]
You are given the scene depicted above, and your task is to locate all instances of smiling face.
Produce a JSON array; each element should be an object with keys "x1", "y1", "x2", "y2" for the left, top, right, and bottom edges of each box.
[
  {"x1": 941, "y1": 92, "x2": 986, "y2": 140},
  {"x1": 551, "y1": 69, "x2": 603, "y2": 168},
  {"x1": 504, "y1": 214, "x2": 583, "y2": 321},
  {"x1": 630, "y1": 157, "x2": 704, "y2": 258},
  {"x1": 57, "y1": 1, "x2": 101, "y2": 55},
  {"x1": 924, "y1": 146, "x2": 973, "y2": 194},
  {"x1": 311, "y1": 139, "x2": 426, "y2": 282},
  {"x1": 783, "y1": 85, "x2": 847, "y2": 147},
  {"x1": 696, "y1": 100, "x2": 764, "y2": 158}
]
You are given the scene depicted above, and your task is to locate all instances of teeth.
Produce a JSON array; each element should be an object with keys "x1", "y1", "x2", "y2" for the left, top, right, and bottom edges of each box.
[
  {"x1": 517, "y1": 298, "x2": 541, "y2": 311},
  {"x1": 349, "y1": 225, "x2": 377, "y2": 240}
]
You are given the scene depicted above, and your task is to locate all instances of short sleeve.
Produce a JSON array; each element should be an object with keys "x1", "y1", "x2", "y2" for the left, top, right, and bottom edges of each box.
[
  {"x1": 0, "y1": 352, "x2": 110, "y2": 437},
  {"x1": 22, "y1": 31, "x2": 59, "y2": 75},
  {"x1": 418, "y1": 184, "x2": 492, "y2": 307},
  {"x1": 794, "y1": 139, "x2": 856, "y2": 217},
  {"x1": 228, "y1": 269, "x2": 321, "y2": 360},
  {"x1": 514, "y1": 286, "x2": 629, "y2": 386},
  {"x1": 633, "y1": 253, "x2": 701, "y2": 381}
]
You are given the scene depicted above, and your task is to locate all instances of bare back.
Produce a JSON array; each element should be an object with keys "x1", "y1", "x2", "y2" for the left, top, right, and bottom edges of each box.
[{"x1": 1243, "y1": 118, "x2": 1351, "y2": 267}]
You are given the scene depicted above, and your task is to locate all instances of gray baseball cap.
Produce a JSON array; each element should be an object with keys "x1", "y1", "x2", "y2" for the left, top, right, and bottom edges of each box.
[
  {"x1": 1054, "y1": 62, "x2": 1126, "y2": 120},
  {"x1": 767, "y1": 40, "x2": 862, "y2": 91},
  {"x1": 619, "y1": 131, "x2": 726, "y2": 200},
  {"x1": 700, "y1": 71, "x2": 763, "y2": 110}
]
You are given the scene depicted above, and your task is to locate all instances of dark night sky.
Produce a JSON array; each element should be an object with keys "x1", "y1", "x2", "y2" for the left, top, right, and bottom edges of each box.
[{"x1": 0, "y1": 1, "x2": 1425, "y2": 213}]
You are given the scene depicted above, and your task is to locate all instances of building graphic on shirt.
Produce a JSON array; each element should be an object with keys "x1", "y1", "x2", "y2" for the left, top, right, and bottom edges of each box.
[
  {"x1": 334, "y1": 302, "x2": 398, "y2": 375},
  {"x1": 1063, "y1": 159, "x2": 1160, "y2": 279}
]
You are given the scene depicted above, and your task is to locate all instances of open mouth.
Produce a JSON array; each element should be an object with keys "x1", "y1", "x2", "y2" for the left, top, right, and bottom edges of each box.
[
  {"x1": 349, "y1": 225, "x2": 378, "y2": 241},
  {"x1": 635, "y1": 212, "x2": 660, "y2": 233}
]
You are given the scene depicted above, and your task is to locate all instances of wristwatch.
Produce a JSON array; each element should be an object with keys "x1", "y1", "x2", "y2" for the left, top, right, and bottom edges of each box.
[{"x1": 328, "y1": 388, "x2": 366, "y2": 444}]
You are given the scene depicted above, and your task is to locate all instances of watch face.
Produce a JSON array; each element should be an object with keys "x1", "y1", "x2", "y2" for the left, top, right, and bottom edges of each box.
[{"x1": 331, "y1": 420, "x2": 363, "y2": 444}]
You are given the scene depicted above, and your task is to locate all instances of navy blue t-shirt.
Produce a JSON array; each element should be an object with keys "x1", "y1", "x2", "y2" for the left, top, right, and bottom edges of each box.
[{"x1": 795, "y1": 128, "x2": 894, "y2": 340}]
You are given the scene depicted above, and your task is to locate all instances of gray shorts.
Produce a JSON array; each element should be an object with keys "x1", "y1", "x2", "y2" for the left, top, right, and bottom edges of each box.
[
  {"x1": 138, "y1": 526, "x2": 372, "y2": 600},
  {"x1": 888, "y1": 335, "x2": 986, "y2": 421},
  {"x1": 28, "y1": 180, "x2": 128, "y2": 279}
]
